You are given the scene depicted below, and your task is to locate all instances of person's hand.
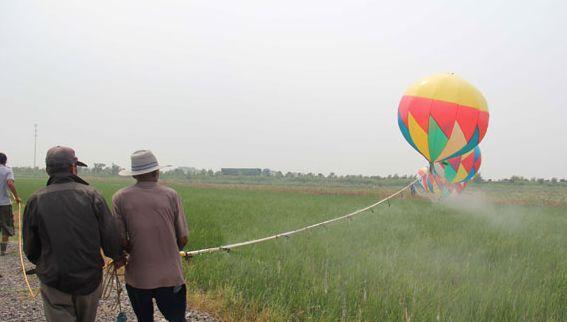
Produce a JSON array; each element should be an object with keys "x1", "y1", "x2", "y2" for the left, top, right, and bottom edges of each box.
[
  {"x1": 14, "y1": 196, "x2": 22, "y2": 204},
  {"x1": 183, "y1": 254, "x2": 191, "y2": 265}
]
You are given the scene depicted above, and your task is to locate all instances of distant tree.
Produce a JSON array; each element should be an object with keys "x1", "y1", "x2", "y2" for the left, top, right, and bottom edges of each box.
[
  {"x1": 509, "y1": 175, "x2": 526, "y2": 184},
  {"x1": 110, "y1": 163, "x2": 121, "y2": 176},
  {"x1": 328, "y1": 172, "x2": 336, "y2": 179},
  {"x1": 165, "y1": 168, "x2": 185, "y2": 179},
  {"x1": 473, "y1": 173, "x2": 484, "y2": 184},
  {"x1": 93, "y1": 163, "x2": 106, "y2": 174},
  {"x1": 178, "y1": 167, "x2": 198, "y2": 175},
  {"x1": 262, "y1": 168, "x2": 271, "y2": 176}
]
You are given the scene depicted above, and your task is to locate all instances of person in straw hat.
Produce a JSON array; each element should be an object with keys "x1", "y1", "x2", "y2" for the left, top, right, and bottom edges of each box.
[{"x1": 112, "y1": 150, "x2": 189, "y2": 322}]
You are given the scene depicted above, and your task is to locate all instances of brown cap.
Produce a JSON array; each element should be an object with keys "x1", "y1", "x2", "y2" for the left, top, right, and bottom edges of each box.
[{"x1": 45, "y1": 146, "x2": 87, "y2": 168}]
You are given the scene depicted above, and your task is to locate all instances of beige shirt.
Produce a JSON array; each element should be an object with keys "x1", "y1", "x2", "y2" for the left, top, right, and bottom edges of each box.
[{"x1": 112, "y1": 181, "x2": 188, "y2": 289}]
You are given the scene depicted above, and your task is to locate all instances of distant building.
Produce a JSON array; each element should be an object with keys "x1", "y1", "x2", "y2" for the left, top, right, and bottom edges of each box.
[{"x1": 221, "y1": 168, "x2": 262, "y2": 176}]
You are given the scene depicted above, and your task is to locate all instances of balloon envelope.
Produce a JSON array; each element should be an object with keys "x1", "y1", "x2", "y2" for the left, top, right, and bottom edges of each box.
[
  {"x1": 453, "y1": 181, "x2": 468, "y2": 193},
  {"x1": 415, "y1": 166, "x2": 469, "y2": 195},
  {"x1": 398, "y1": 74, "x2": 489, "y2": 163},
  {"x1": 416, "y1": 166, "x2": 449, "y2": 194},
  {"x1": 435, "y1": 146, "x2": 482, "y2": 184}
]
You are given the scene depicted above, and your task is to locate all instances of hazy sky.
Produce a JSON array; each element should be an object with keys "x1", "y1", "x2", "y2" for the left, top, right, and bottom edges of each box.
[{"x1": 1, "y1": 0, "x2": 566, "y2": 179}]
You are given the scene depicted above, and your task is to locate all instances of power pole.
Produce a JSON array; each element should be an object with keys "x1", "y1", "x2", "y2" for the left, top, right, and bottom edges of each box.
[{"x1": 33, "y1": 124, "x2": 38, "y2": 168}]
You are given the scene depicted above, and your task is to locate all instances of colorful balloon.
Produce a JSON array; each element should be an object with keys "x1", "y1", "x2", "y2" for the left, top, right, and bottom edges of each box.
[
  {"x1": 435, "y1": 146, "x2": 482, "y2": 184},
  {"x1": 415, "y1": 166, "x2": 449, "y2": 194},
  {"x1": 416, "y1": 167, "x2": 435, "y2": 193},
  {"x1": 452, "y1": 181, "x2": 468, "y2": 193},
  {"x1": 398, "y1": 73, "x2": 489, "y2": 163},
  {"x1": 415, "y1": 166, "x2": 471, "y2": 195}
]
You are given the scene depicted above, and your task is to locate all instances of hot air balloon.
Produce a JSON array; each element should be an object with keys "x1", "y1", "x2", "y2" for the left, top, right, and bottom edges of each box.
[
  {"x1": 452, "y1": 181, "x2": 468, "y2": 194},
  {"x1": 415, "y1": 166, "x2": 470, "y2": 196},
  {"x1": 435, "y1": 146, "x2": 482, "y2": 184},
  {"x1": 398, "y1": 74, "x2": 489, "y2": 165},
  {"x1": 415, "y1": 167, "x2": 435, "y2": 193},
  {"x1": 415, "y1": 166, "x2": 450, "y2": 194}
]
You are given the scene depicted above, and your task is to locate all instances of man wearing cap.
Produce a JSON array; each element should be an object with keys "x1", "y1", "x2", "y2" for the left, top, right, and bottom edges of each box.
[
  {"x1": 112, "y1": 150, "x2": 189, "y2": 322},
  {"x1": 0, "y1": 152, "x2": 21, "y2": 256},
  {"x1": 22, "y1": 146, "x2": 124, "y2": 322}
]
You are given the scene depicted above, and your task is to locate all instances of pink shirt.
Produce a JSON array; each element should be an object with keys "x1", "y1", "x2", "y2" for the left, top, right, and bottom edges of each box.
[{"x1": 112, "y1": 181, "x2": 188, "y2": 289}]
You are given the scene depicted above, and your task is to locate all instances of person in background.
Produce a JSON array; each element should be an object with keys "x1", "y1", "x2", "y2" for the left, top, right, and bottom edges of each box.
[
  {"x1": 0, "y1": 152, "x2": 21, "y2": 257},
  {"x1": 23, "y1": 146, "x2": 124, "y2": 322},
  {"x1": 113, "y1": 150, "x2": 189, "y2": 322}
]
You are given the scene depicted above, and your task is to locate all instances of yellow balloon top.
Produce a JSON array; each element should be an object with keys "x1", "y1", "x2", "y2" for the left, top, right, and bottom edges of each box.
[{"x1": 404, "y1": 73, "x2": 488, "y2": 112}]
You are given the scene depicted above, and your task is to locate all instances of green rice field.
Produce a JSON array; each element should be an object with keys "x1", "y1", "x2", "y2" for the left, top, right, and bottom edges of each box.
[{"x1": 13, "y1": 178, "x2": 567, "y2": 321}]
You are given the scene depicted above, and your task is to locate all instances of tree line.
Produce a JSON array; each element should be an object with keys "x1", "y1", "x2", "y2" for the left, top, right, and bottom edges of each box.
[{"x1": 11, "y1": 166, "x2": 567, "y2": 186}]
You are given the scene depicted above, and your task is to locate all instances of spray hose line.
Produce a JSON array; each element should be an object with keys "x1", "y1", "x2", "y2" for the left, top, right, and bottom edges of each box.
[
  {"x1": 180, "y1": 180, "x2": 417, "y2": 258},
  {"x1": 16, "y1": 201, "x2": 40, "y2": 298}
]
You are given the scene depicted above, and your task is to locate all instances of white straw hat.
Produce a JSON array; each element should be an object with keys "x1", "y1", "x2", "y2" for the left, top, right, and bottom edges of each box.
[{"x1": 119, "y1": 150, "x2": 170, "y2": 176}]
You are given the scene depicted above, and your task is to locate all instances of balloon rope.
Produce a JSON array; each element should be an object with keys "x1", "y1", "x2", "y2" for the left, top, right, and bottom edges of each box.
[{"x1": 181, "y1": 179, "x2": 417, "y2": 257}]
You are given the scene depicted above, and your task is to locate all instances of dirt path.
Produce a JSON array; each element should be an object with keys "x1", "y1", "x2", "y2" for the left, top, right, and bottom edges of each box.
[{"x1": 0, "y1": 242, "x2": 219, "y2": 322}]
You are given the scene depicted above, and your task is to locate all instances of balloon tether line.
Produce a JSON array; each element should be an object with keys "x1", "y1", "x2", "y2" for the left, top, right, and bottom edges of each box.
[{"x1": 181, "y1": 180, "x2": 417, "y2": 258}]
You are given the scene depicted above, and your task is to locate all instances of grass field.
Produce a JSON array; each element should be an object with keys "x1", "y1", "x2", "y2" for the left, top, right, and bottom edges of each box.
[{"x1": 13, "y1": 177, "x2": 567, "y2": 321}]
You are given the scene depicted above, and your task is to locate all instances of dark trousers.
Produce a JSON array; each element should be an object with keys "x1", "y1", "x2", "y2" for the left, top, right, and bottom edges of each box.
[
  {"x1": 0, "y1": 205, "x2": 14, "y2": 237},
  {"x1": 40, "y1": 282, "x2": 102, "y2": 322},
  {"x1": 125, "y1": 284, "x2": 187, "y2": 322}
]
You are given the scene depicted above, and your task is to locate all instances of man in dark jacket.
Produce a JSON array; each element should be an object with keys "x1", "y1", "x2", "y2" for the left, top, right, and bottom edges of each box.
[{"x1": 23, "y1": 146, "x2": 123, "y2": 322}]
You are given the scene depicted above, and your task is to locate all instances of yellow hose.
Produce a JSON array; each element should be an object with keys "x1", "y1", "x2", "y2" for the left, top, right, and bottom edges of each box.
[{"x1": 16, "y1": 201, "x2": 40, "y2": 298}]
